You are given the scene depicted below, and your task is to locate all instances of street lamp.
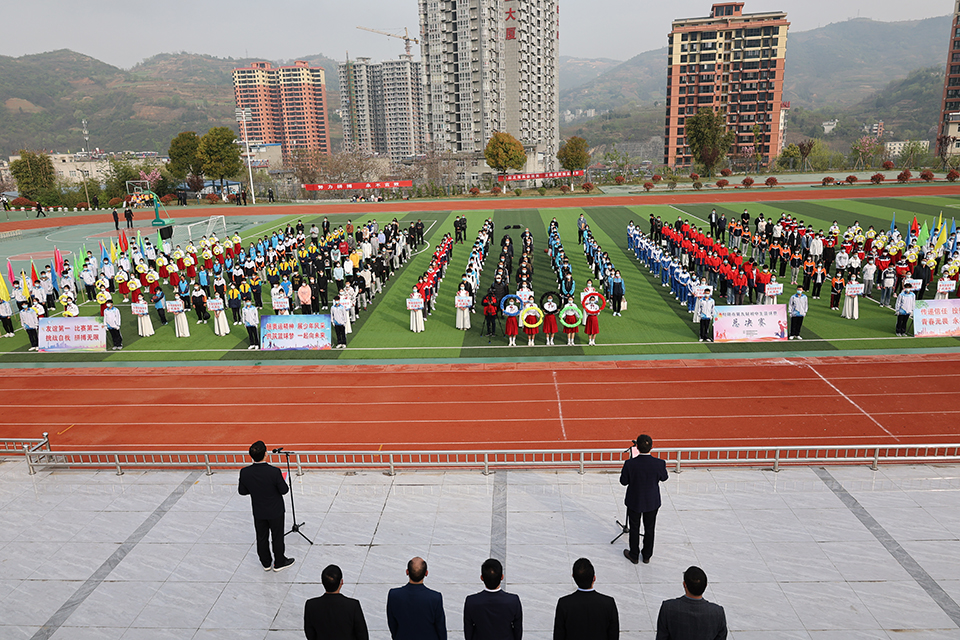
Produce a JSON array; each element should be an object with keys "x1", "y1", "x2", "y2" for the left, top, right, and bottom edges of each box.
[{"x1": 235, "y1": 108, "x2": 257, "y2": 205}]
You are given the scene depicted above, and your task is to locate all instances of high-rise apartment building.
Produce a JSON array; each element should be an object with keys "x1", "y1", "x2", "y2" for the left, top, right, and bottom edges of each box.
[
  {"x1": 664, "y1": 3, "x2": 789, "y2": 168},
  {"x1": 937, "y1": 0, "x2": 960, "y2": 158},
  {"x1": 419, "y1": 0, "x2": 560, "y2": 176},
  {"x1": 233, "y1": 61, "x2": 331, "y2": 158},
  {"x1": 339, "y1": 56, "x2": 426, "y2": 164}
]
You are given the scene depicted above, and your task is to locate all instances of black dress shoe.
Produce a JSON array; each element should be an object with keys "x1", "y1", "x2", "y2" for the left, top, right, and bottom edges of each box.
[
  {"x1": 642, "y1": 555, "x2": 651, "y2": 564},
  {"x1": 623, "y1": 549, "x2": 639, "y2": 565}
]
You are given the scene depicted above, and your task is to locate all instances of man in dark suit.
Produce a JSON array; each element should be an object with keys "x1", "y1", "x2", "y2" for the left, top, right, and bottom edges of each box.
[
  {"x1": 656, "y1": 566, "x2": 727, "y2": 640},
  {"x1": 463, "y1": 558, "x2": 522, "y2": 640},
  {"x1": 386, "y1": 557, "x2": 446, "y2": 640},
  {"x1": 237, "y1": 440, "x2": 294, "y2": 572},
  {"x1": 553, "y1": 558, "x2": 618, "y2": 640},
  {"x1": 304, "y1": 564, "x2": 369, "y2": 640},
  {"x1": 620, "y1": 433, "x2": 669, "y2": 564}
]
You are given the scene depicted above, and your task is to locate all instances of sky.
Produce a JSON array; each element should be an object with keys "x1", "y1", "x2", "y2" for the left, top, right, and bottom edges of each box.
[{"x1": 0, "y1": 0, "x2": 952, "y2": 68}]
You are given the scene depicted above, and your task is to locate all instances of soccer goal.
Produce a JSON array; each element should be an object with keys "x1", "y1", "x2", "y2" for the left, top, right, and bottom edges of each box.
[{"x1": 182, "y1": 215, "x2": 227, "y2": 241}]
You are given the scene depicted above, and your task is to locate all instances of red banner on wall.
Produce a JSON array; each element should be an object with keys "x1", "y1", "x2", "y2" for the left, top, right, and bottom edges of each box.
[
  {"x1": 302, "y1": 180, "x2": 413, "y2": 191},
  {"x1": 497, "y1": 170, "x2": 585, "y2": 182}
]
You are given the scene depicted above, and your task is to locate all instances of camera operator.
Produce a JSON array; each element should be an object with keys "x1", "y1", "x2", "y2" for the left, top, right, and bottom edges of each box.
[{"x1": 619, "y1": 434, "x2": 668, "y2": 564}]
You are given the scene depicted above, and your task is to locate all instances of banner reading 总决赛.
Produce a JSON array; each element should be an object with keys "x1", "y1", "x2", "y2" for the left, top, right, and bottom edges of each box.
[
  {"x1": 38, "y1": 317, "x2": 106, "y2": 352},
  {"x1": 259, "y1": 315, "x2": 331, "y2": 350},
  {"x1": 914, "y1": 299, "x2": 960, "y2": 337},
  {"x1": 713, "y1": 305, "x2": 788, "y2": 342}
]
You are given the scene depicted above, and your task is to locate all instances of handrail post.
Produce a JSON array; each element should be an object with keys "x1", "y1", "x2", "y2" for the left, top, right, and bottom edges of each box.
[
  {"x1": 388, "y1": 453, "x2": 395, "y2": 476},
  {"x1": 42, "y1": 432, "x2": 50, "y2": 451},
  {"x1": 871, "y1": 447, "x2": 880, "y2": 471},
  {"x1": 774, "y1": 449, "x2": 780, "y2": 473},
  {"x1": 579, "y1": 451, "x2": 585, "y2": 475},
  {"x1": 296, "y1": 453, "x2": 303, "y2": 476},
  {"x1": 675, "y1": 453, "x2": 682, "y2": 474},
  {"x1": 204, "y1": 454, "x2": 212, "y2": 476},
  {"x1": 114, "y1": 454, "x2": 124, "y2": 476},
  {"x1": 483, "y1": 453, "x2": 489, "y2": 476},
  {"x1": 23, "y1": 444, "x2": 35, "y2": 475}
]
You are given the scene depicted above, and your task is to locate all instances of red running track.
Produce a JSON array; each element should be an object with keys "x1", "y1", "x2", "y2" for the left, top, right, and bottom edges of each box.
[
  {"x1": 2, "y1": 183, "x2": 959, "y2": 234},
  {"x1": 2, "y1": 353, "x2": 959, "y2": 452}
]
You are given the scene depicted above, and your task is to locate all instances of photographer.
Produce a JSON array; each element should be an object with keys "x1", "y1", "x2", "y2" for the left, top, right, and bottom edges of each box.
[{"x1": 620, "y1": 434, "x2": 668, "y2": 564}]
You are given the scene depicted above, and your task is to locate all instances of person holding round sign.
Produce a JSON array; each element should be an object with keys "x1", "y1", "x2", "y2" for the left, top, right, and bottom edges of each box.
[
  {"x1": 409, "y1": 286, "x2": 425, "y2": 333},
  {"x1": 582, "y1": 292, "x2": 606, "y2": 346},
  {"x1": 560, "y1": 297, "x2": 582, "y2": 346},
  {"x1": 522, "y1": 303, "x2": 542, "y2": 346},
  {"x1": 541, "y1": 292, "x2": 560, "y2": 346},
  {"x1": 841, "y1": 275, "x2": 860, "y2": 320},
  {"x1": 455, "y1": 283, "x2": 472, "y2": 331},
  {"x1": 502, "y1": 295, "x2": 521, "y2": 346},
  {"x1": 132, "y1": 292, "x2": 155, "y2": 338}
]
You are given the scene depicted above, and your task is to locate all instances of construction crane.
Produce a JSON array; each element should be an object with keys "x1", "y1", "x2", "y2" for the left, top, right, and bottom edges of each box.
[{"x1": 356, "y1": 26, "x2": 420, "y2": 57}]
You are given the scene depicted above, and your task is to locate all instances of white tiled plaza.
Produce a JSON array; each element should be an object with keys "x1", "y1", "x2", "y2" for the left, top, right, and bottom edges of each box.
[{"x1": 1, "y1": 457, "x2": 959, "y2": 639}]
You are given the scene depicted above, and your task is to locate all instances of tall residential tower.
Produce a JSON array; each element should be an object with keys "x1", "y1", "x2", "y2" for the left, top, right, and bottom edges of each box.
[
  {"x1": 339, "y1": 56, "x2": 426, "y2": 164},
  {"x1": 937, "y1": 0, "x2": 960, "y2": 159},
  {"x1": 233, "y1": 61, "x2": 331, "y2": 158},
  {"x1": 419, "y1": 0, "x2": 560, "y2": 177},
  {"x1": 664, "y1": 3, "x2": 789, "y2": 168}
]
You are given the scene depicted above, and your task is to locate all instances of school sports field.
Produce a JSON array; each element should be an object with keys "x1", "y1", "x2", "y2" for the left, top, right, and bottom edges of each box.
[{"x1": 2, "y1": 185, "x2": 959, "y2": 454}]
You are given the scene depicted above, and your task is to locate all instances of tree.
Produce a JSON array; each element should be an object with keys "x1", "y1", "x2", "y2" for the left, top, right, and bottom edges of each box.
[
  {"x1": 9, "y1": 150, "x2": 56, "y2": 200},
  {"x1": 685, "y1": 108, "x2": 734, "y2": 177},
  {"x1": 797, "y1": 139, "x2": 816, "y2": 172},
  {"x1": 850, "y1": 136, "x2": 882, "y2": 170},
  {"x1": 484, "y1": 132, "x2": 526, "y2": 175},
  {"x1": 557, "y1": 136, "x2": 590, "y2": 172},
  {"x1": 167, "y1": 132, "x2": 204, "y2": 181},
  {"x1": 198, "y1": 126, "x2": 242, "y2": 191},
  {"x1": 936, "y1": 134, "x2": 959, "y2": 169}
]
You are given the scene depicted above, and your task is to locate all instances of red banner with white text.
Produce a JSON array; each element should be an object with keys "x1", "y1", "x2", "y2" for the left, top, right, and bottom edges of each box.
[
  {"x1": 302, "y1": 180, "x2": 413, "y2": 191},
  {"x1": 497, "y1": 170, "x2": 585, "y2": 182}
]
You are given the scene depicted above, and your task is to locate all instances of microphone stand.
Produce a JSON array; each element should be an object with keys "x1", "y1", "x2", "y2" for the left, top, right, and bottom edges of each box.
[
  {"x1": 611, "y1": 444, "x2": 640, "y2": 545},
  {"x1": 273, "y1": 448, "x2": 314, "y2": 545}
]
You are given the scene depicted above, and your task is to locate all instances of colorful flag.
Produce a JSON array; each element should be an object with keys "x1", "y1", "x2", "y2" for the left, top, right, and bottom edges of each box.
[
  {"x1": 49, "y1": 260, "x2": 58, "y2": 294},
  {"x1": 137, "y1": 230, "x2": 144, "y2": 256},
  {"x1": 30, "y1": 260, "x2": 38, "y2": 284},
  {"x1": 918, "y1": 221, "x2": 929, "y2": 247},
  {"x1": 110, "y1": 240, "x2": 117, "y2": 264},
  {"x1": 157, "y1": 229, "x2": 163, "y2": 249},
  {"x1": 99, "y1": 240, "x2": 108, "y2": 263},
  {"x1": 53, "y1": 247, "x2": 63, "y2": 274},
  {"x1": 118, "y1": 231, "x2": 128, "y2": 253},
  {"x1": 910, "y1": 216, "x2": 920, "y2": 240},
  {"x1": 20, "y1": 270, "x2": 29, "y2": 298},
  {"x1": 6, "y1": 259, "x2": 14, "y2": 289},
  {"x1": 0, "y1": 270, "x2": 9, "y2": 301},
  {"x1": 890, "y1": 212, "x2": 896, "y2": 235},
  {"x1": 935, "y1": 219, "x2": 948, "y2": 252},
  {"x1": 951, "y1": 218, "x2": 957, "y2": 255}
]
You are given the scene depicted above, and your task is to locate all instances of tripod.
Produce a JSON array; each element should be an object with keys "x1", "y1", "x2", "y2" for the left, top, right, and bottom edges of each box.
[{"x1": 274, "y1": 448, "x2": 314, "y2": 545}]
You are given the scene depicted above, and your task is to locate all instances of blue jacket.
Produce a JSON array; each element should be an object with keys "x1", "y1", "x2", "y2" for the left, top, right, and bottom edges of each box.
[
  {"x1": 386, "y1": 583, "x2": 446, "y2": 640},
  {"x1": 619, "y1": 453, "x2": 668, "y2": 513}
]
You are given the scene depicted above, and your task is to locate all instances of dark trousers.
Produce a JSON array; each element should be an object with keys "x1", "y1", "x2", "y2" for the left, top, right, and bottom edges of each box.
[
  {"x1": 896, "y1": 314, "x2": 910, "y2": 335},
  {"x1": 699, "y1": 318, "x2": 712, "y2": 341},
  {"x1": 157, "y1": 308, "x2": 167, "y2": 325},
  {"x1": 253, "y1": 515, "x2": 286, "y2": 568},
  {"x1": 812, "y1": 281, "x2": 823, "y2": 298},
  {"x1": 627, "y1": 507, "x2": 658, "y2": 561},
  {"x1": 334, "y1": 324, "x2": 346, "y2": 345},
  {"x1": 611, "y1": 294, "x2": 623, "y2": 313},
  {"x1": 231, "y1": 307, "x2": 241, "y2": 322},
  {"x1": 790, "y1": 315, "x2": 804, "y2": 337},
  {"x1": 1, "y1": 316, "x2": 13, "y2": 334},
  {"x1": 485, "y1": 314, "x2": 497, "y2": 335},
  {"x1": 108, "y1": 327, "x2": 122, "y2": 348},
  {"x1": 126, "y1": 218, "x2": 133, "y2": 228},
  {"x1": 246, "y1": 325, "x2": 260, "y2": 346},
  {"x1": 26, "y1": 328, "x2": 39, "y2": 347}
]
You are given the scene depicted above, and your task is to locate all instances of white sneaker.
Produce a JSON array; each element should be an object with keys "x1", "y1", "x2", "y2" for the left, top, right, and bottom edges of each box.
[{"x1": 796, "y1": 336, "x2": 802, "y2": 340}]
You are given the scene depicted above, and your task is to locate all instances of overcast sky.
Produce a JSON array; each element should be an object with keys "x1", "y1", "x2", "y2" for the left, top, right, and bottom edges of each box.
[{"x1": 0, "y1": 0, "x2": 952, "y2": 68}]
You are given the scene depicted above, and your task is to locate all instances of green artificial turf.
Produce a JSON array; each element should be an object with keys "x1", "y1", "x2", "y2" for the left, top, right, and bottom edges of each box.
[{"x1": 3, "y1": 195, "x2": 960, "y2": 364}]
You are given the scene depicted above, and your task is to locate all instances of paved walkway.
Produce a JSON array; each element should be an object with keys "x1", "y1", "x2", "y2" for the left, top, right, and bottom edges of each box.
[{"x1": 1, "y1": 458, "x2": 959, "y2": 639}]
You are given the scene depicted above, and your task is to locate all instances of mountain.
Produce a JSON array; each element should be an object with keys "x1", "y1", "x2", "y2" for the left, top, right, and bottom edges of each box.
[
  {"x1": 559, "y1": 56, "x2": 623, "y2": 92},
  {"x1": 0, "y1": 50, "x2": 342, "y2": 157},
  {"x1": 559, "y1": 15, "x2": 952, "y2": 113}
]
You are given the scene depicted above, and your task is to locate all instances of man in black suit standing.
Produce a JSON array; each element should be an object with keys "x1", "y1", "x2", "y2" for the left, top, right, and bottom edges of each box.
[
  {"x1": 656, "y1": 566, "x2": 727, "y2": 640},
  {"x1": 237, "y1": 440, "x2": 295, "y2": 572},
  {"x1": 304, "y1": 564, "x2": 369, "y2": 640},
  {"x1": 463, "y1": 558, "x2": 522, "y2": 640},
  {"x1": 620, "y1": 434, "x2": 669, "y2": 565},
  {"x1": 553, "y1": 558, "x2": 618, "y2": 640},
  {"x1": 386, "y1": 557, "x2": 446, "y2": 640}
]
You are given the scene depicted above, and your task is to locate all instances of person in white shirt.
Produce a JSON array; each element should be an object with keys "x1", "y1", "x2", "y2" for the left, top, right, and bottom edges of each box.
[
  {"x1": 788, "y1": 287, "x2": 808, "y2": 339},
  {"x1": 835, "y1": 249, "x2": 849, "y2": 274},
  {"x1": 242, "y1": 300, "x2": 260, "y2": 349},
  {"x1": 20, "y1": 303, "x2": 40, "y2": 350},
  {"x1": 103, "y1": 300, "x2": 123, "y2": 349},
  {"x1": 895, "y1": 283, "x2": 916, "y2": 336}
]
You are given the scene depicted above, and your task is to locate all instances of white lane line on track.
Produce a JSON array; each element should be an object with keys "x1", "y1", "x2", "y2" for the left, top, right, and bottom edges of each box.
[
  {"x1": 553, "y1": 371, "x2": 567, "y2": 440},
  {"x1": 802, "y1": 361, "x2": 900, "y2": 441}
]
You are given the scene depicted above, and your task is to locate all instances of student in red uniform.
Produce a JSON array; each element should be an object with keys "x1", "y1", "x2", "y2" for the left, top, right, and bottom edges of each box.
[
  {"x1": 562, "y1": 297, "x2": 580, "y2": 346},
  {"x1": 830, "y1": 273, "x2": 846, "y2": 310},
  {"x1": 541, "y1": 293, "x2": 559, "y2": 346},
  {"x1": 522, "y1": 303, "x2": 540, "y2": 346},
  {"x1": 583, "y1": 295, "x2": 601, "y2": 346},
  {"x1": 503, "y1": 298, "x2": 520, "y2": 347}
]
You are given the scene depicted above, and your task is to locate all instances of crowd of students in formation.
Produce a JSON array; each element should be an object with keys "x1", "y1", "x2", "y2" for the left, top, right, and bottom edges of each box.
[
  {"x1": 302, "y1": 557, "x2": 726, "y2": 640},
  {"x1": 626, "y1": 208, "x2": 960, "y2": 338},
  {"x1": 416, "y1": 216, "x2": 608, "y2": 346},
  {"x1": 2, "y1": 217, "x2": 421, "y2": 351}
]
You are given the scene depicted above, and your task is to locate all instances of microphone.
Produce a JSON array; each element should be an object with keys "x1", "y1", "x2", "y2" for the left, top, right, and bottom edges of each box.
[{"x1": 272, "y1": 447, "x2": 283, "y2": 454}]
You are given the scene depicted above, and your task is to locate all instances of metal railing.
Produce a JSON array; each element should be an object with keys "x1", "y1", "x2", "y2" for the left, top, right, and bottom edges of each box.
[
  {"x1": 15, "y1": 441, "x2": 960, "y2": 476},
  {"x1": 0, "y1": 433, "x2": 49, "y2": 456}
]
